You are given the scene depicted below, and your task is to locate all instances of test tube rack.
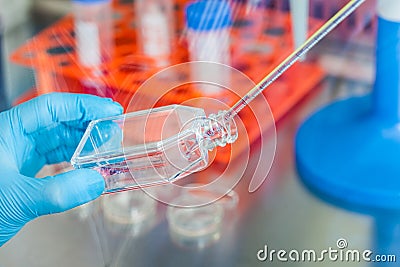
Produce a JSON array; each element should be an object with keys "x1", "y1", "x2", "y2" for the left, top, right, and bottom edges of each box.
[{"x1": 10, "y1": 1, "x2": 326, "y2": 165}]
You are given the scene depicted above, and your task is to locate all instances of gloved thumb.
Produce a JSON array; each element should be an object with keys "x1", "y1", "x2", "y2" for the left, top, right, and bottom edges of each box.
[{"x1": 35, "y1": 169, "x2": 105, "y2": 216}]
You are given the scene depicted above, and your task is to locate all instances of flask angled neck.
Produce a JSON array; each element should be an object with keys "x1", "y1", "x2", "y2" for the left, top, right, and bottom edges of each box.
[{"x1": 198, "y1": 110, "x2": 238, "y2": 151}]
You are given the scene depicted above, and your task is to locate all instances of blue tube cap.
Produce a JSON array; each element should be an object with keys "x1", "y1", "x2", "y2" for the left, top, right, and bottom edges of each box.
[{"x1": 185, "y1": 1, "x2": 232, "y2": 31}]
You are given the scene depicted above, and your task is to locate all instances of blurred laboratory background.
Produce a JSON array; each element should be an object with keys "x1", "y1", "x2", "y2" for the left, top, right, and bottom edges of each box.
[{"x1": 3, "y1": 0, "x2": 400, "y2": 267}]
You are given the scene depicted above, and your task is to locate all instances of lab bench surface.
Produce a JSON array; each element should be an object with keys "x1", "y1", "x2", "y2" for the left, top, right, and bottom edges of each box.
[{"x1": 0, "y1": 77, "x2": 380, "y2": 267}]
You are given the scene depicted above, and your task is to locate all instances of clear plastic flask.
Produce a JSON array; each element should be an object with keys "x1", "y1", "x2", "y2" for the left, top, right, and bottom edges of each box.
[{"x1": 71, "y1": 105, "x2": 237, "y2": 193}]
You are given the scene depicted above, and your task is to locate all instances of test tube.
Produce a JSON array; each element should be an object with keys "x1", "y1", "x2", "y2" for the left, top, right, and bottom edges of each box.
[
  {"x1": 72, "y1": 0, "x2": 113, "y2": 69},
  {"x1": 290, "y1": 0, "x2": 309, "y2": 60},
  {"x1": 185, "y1": 0, "x2": 232, "y2": 95},
  {"x1": 135, "y1": 0, "x2": 174, "y2": 68}
]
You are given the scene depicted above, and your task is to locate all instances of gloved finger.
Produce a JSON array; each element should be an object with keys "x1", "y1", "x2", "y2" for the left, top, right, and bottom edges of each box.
[
  {"x1": 43, "y1": 145, "x2": 77, "y2": 165},
  {"x1": 63, "y1": 119, "x2": 91, "y2": 131},
  {"x1": 34, "y1": 124, "x2": 86, "y2": 155},
  {"x1": 0, "y1": 172, "x2": 41, "y2": 246},
  {"x1": 19, "y1": 140, "x2": 77, "y2": 177},
  {"x1": 20, "y1": 151, "x2": 47, "y2": 177},
  {"x1": 12, "y1": 93, "x2": 123, "y2": 135},
  {"x1": 34, "y1": 169, "x2": 105, "y2": 216},
  {"x1": 35, "y1": 119, "x2": 123, "y2": 157}
]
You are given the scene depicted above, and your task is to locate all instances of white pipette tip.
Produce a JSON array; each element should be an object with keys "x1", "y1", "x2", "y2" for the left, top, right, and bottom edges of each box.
[{"x1": 290, "y1": 0, "x2": 309, "y2": 61}]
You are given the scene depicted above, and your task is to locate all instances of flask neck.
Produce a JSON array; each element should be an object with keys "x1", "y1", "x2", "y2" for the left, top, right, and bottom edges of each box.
[{"x1": 199, "y1": 110, "x2": 238, "y2": 151}]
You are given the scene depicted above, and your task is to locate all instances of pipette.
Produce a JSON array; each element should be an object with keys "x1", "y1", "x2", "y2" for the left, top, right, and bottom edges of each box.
[
  {"x1": 71, "y1": 0, "x2": 366, "y2": 193},
  {"x1": 225, "y1": 0, "x2": 366, "y2": 120}
]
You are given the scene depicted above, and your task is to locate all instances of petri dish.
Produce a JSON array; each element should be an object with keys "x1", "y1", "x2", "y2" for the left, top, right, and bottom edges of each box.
[
  {"x1": 167, "y1": 194, "x2": 223, "y2": 249},
  {"x1": 166, "y1": 183, "x2": 238, "y2": 249},
  {"x1": 102, "y1": 190, "x2": 157, "y2": 236}
]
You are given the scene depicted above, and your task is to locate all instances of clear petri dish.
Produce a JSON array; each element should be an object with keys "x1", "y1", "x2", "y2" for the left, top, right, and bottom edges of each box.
[
  {"x1": 166, "y1": 183, "x2": 238, "y2": 249},
  {"x1": 167, "y1": 194, "x2": 223, "y2": 249},
  {"x1": 102, "y1": 190, "x2": 157, "y2": 236}
]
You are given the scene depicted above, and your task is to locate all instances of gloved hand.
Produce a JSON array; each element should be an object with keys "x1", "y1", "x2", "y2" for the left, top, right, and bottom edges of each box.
[{"x1": 0, "y1": 93, "x2": 123, "y2": 246}]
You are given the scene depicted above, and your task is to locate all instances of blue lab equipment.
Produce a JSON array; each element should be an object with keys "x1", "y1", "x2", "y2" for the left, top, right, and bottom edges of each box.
[
  {"x1": 296, "y1": 4, "x2": 400, "y2": 211},
  {"x1": 186, "y1": 0, "x2": 232, "y2": 31},
  {"x1": 296, "y1": 5, "x2": 400, "y2": 264}
]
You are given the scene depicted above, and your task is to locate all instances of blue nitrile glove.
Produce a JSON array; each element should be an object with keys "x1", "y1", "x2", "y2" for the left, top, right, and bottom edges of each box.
[{"x1": 0, "y1": 93, "x2": 123, "y2": 246}]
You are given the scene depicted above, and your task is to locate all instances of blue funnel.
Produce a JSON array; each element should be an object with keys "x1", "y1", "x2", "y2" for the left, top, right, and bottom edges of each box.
[
  {"x1": 296, "y1": 15, "x2": 400, "y2": 213},
  {"x1": 296, "y1": 10, "x2": 400, "y2": 263}
]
